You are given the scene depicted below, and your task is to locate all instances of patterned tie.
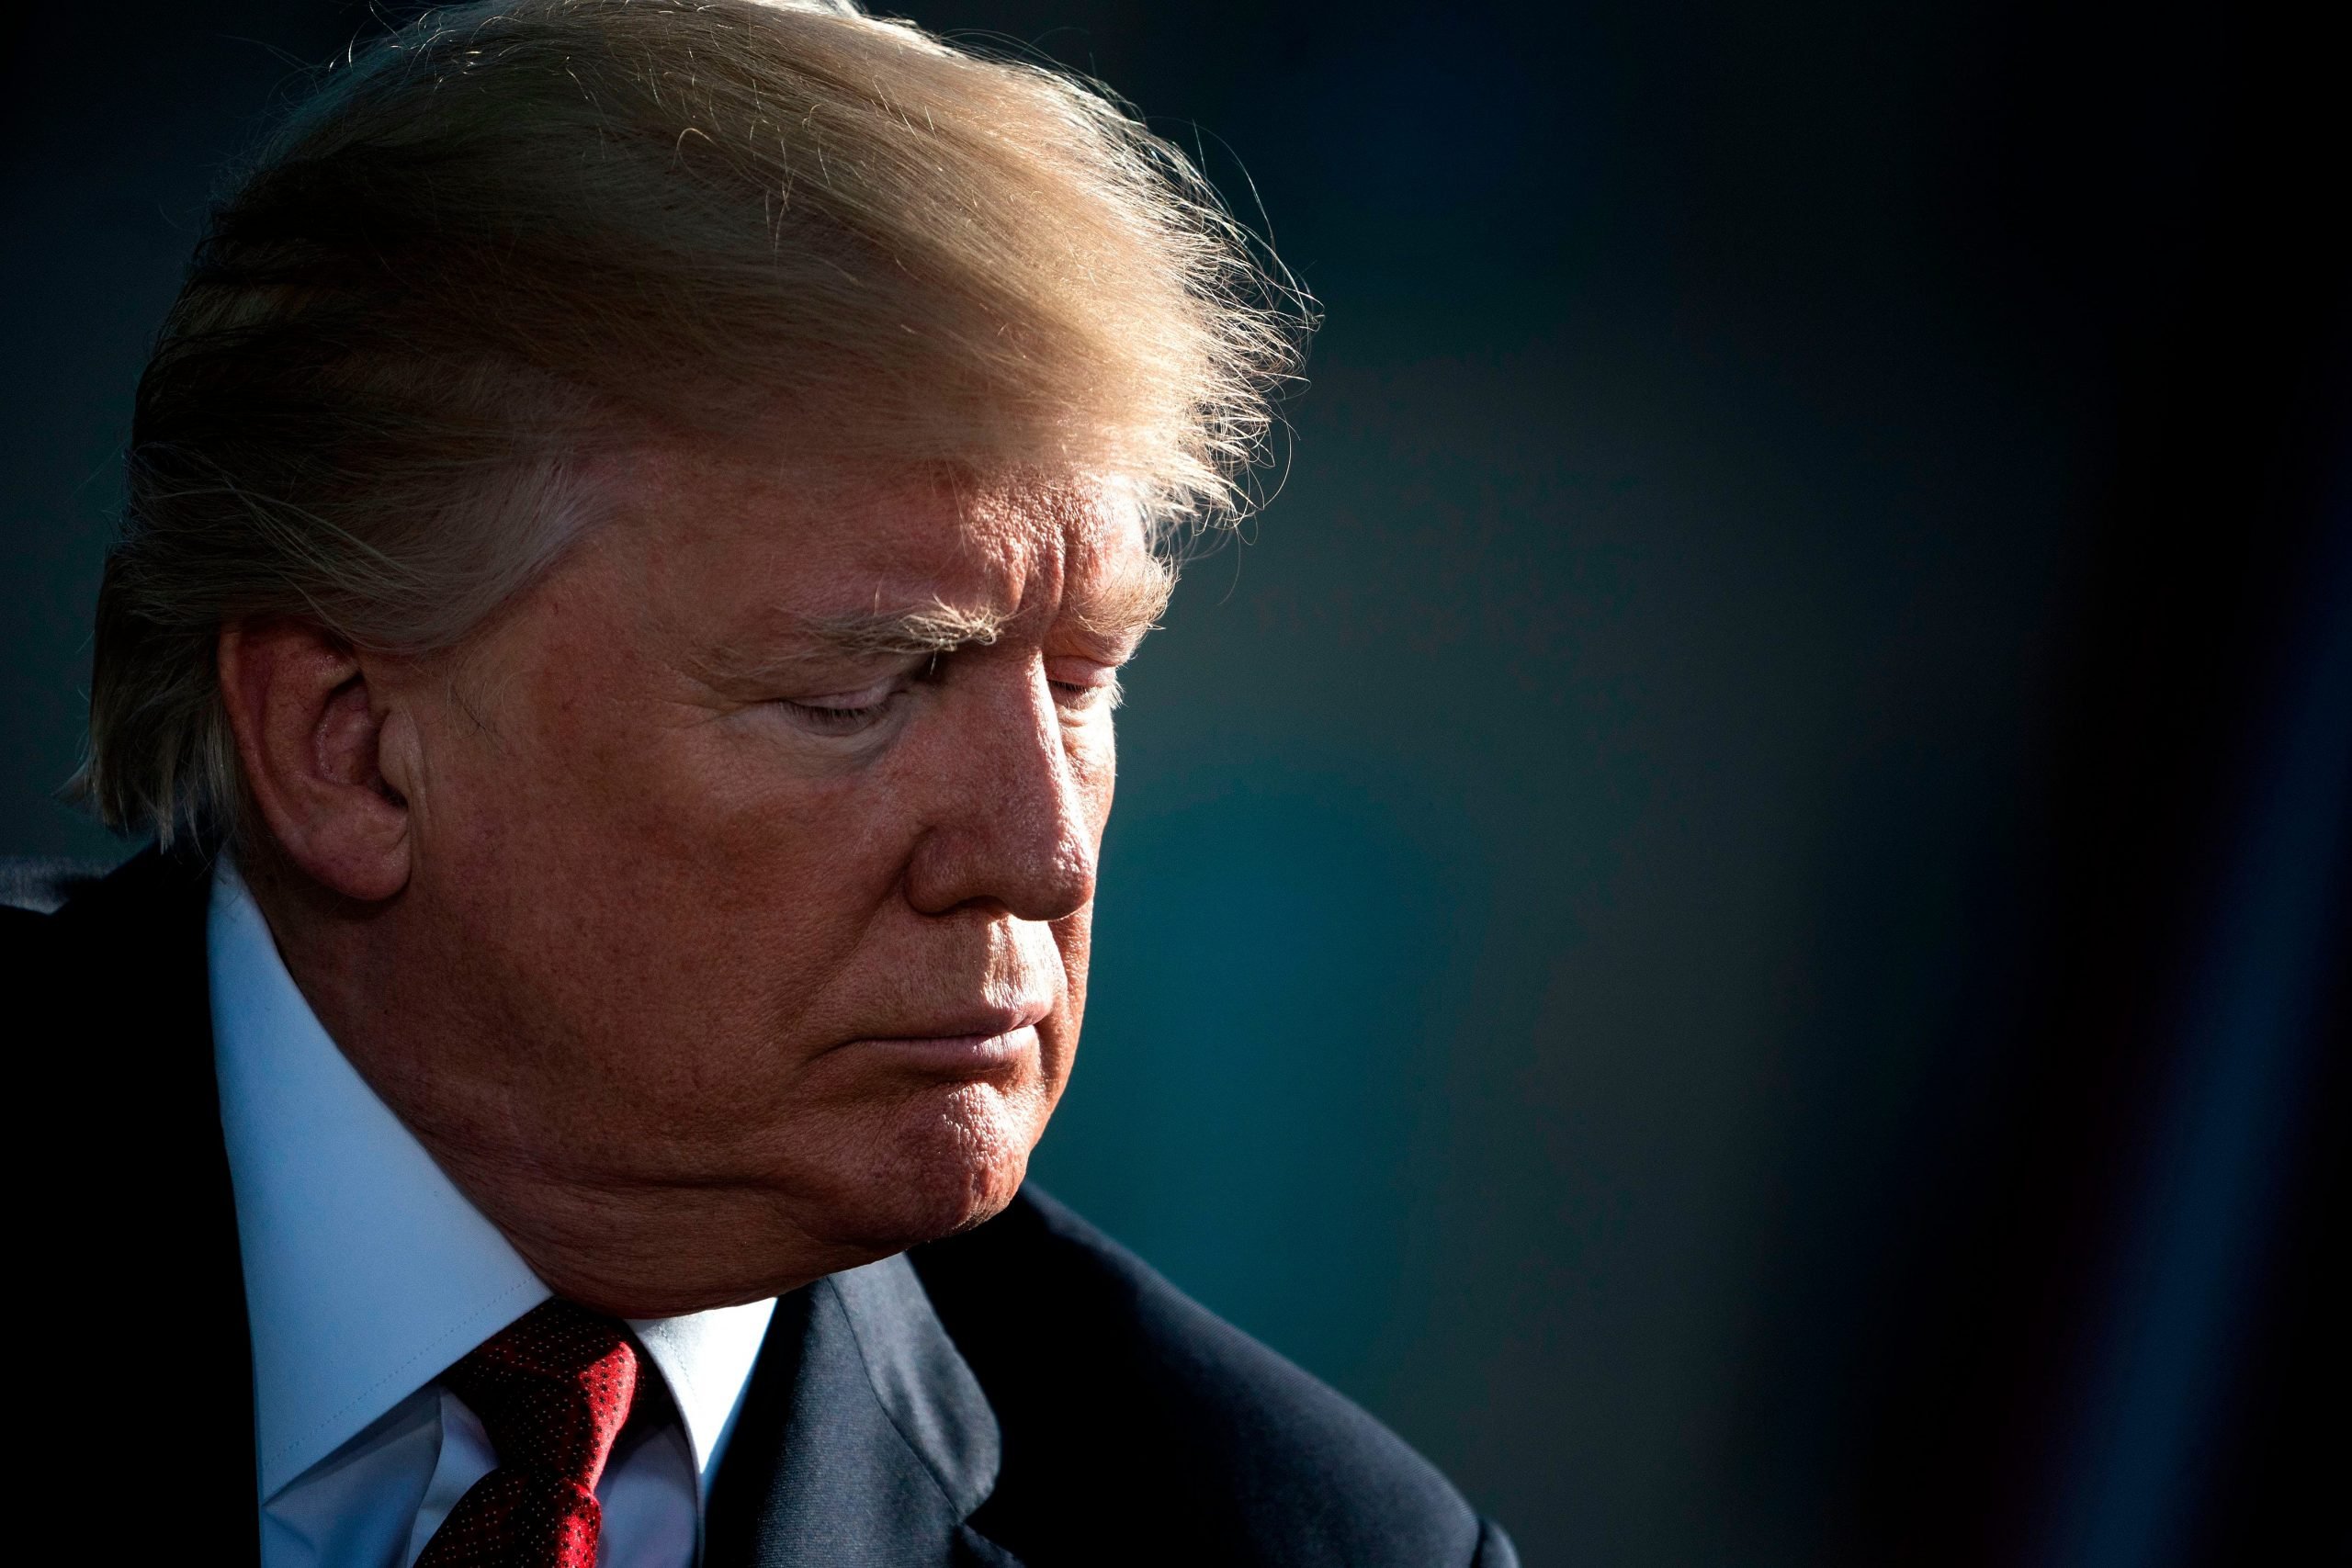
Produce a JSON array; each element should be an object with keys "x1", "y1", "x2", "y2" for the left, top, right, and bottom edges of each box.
[{"x1": 413, "y1": 1299, "x2": 642, "y2": 1568}]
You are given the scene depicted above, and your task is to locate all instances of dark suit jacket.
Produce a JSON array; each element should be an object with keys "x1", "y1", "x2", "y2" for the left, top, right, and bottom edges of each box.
[{"x1": 4, "y1": 850, "x2": 1517, "y2": 1566}]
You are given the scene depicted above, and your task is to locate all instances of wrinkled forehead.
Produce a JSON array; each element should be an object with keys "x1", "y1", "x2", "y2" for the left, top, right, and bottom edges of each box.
[{"x1": 596, "y1": 441, "x2": 1169, "y2": 641}]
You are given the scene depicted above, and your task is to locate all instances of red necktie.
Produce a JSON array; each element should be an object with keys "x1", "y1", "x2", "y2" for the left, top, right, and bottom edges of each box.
[{"x1": 413, "y1": 1299, "x2": 642, "y2": 1568}]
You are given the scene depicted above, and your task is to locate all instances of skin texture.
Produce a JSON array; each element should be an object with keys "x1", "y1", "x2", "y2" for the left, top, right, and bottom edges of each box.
[{"x1": 217, "y1": 446, "x2": 1171, "y2": 1316}]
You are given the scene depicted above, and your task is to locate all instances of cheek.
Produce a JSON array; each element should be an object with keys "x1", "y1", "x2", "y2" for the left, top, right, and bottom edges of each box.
[
  {"x1": 1015, "y1": 910, "x2": 1087, "y2": 1126},
  {"x1": 480, "y1": 669, "x2": 887, "y2": 904},
  {"x1": 410, "y1": 687, "x2": 904, "y2": 1091},
  {"x1": 1050, "y1": 910, "x2": 1093, "y2": 1029}
]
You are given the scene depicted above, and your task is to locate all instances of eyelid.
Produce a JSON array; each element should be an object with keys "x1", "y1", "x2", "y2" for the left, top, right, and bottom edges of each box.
[
  {"x1": 1045, "y1": 658, "x2": 1124, "y2": 716},
  {"x1": 790, "y1": 673, "x2": 904, "y2": 709},
  {"x1": 1044, "y1": 654, "x2": 1123, "y2": 688}
]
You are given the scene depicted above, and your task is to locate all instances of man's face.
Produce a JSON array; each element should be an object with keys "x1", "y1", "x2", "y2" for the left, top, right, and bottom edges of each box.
[{"x1": 378, "y1": 445, "x2": 1166, "y2": 1289}]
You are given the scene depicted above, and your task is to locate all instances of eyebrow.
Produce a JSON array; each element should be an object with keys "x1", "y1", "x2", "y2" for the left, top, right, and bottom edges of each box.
[
  {"x1": 697, "y1": 558, "x2": 1179, "y2": 695},
  {"x1": 799, "y1": 558, "x2": 1176, "y2": 660},
  {"x1": 1068, "y1": 554, "x2": 1177, "y2": 645},
  {"x1": 802, "y1": 599, "x2": 1014, "y2": 658}
]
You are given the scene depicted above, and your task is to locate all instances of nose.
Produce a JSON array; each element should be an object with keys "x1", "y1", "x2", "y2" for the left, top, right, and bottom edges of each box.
[{"x1": 902, "y1": 665, "x2": 1102, "y2": 922}]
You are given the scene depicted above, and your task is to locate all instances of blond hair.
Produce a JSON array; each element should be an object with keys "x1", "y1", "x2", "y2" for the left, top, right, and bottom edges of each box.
[{"x1": 79, "y1": 0, "x2": 1307, "y2": 846}]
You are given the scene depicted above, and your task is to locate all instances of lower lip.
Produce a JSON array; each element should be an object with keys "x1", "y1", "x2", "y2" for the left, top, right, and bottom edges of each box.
[{"x1": 848, "y1": 1025, "x2": 1038, "y2": 1077}]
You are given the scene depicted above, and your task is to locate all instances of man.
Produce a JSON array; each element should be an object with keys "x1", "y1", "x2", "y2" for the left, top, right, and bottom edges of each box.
[{"x1": 4, "y1": 2, "x2": 1515, "y2": 1564}]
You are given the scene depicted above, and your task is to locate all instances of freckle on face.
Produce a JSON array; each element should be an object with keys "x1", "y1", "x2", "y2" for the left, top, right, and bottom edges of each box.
[{"x1": 410, "y1": 454, "x2": 1147, "y2": 1258}]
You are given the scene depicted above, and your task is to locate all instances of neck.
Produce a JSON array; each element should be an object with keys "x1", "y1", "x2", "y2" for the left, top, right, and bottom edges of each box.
[{"x1": 240, "y1": 852, "x2": 877, "y2": 1317}]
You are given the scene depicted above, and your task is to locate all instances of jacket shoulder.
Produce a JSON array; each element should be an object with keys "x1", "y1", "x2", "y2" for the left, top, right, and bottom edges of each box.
[
  {"x1": 0, "y1": 855, "x2": 111, "y2": 975},
  {"x1": 2, "y1": 845, "x2": 258, "y2": 1552},
  {"x1": 0, "y1": 855, "x2": 109, "y2": 1000},
  {"x1": 0, "y1": 855, "x2": 114, "y2": 916},
  {"x1": 910, "y1": 1188, "x2": 1512, "y2": 1567},
  {"x1": 0, "y1": 849, "x2": 198, "y2": 997}
]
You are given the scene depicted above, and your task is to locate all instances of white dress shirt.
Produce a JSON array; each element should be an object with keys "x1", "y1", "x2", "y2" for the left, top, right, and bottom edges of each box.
[{"x1": 209, "y1": 862, "x2": 777, "y2": 1568}]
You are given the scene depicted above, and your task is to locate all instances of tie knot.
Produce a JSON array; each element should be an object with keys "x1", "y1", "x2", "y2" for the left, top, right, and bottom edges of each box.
[{"x1": 443, "y1": 1299, "x2": 641, "y2": 1494}]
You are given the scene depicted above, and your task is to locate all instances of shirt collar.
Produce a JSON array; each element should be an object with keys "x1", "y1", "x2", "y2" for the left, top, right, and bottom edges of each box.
[{"x1": 208, "y1": 859, "x2": 774, "y2": 1501}]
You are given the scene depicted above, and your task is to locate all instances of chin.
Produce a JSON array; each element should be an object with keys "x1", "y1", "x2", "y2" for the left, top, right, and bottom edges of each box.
[{"x1": 807, "y1": 1078, "x2": 1048, "y2": 1254}]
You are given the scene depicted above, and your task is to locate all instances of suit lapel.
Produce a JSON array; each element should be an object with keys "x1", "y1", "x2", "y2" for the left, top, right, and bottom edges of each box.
[{"x1": 707, "y1": 1253, "x2": 1023, "y2": 1566}]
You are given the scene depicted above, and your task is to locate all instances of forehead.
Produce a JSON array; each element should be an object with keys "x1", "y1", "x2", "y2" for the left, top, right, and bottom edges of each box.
[{"x1": 604, "y1": 444, "x2": 1159, "y2": 628}]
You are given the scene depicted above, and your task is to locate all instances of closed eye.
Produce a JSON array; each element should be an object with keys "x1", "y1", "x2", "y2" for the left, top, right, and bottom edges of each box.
[
  {"x1": 1051, "y1": 673, "x2": 1123, "y2": 711},
  {"x1": 775, "y1": 673, "x2": 909, "y2": 735},
  {"x1": 1046, "y1": 654, "x2": 1125, "y2": 713},
  {"x1": 781, "y1": 695, "x2": 897, "y2": 734}
]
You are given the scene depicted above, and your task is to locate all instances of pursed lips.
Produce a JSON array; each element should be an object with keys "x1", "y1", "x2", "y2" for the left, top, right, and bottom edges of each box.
[
  {"x1": 831, "y1": 999, "x2": 1053, "y2": 1076},
  {"x1": 867, "y1": 995, "x2": 1051, "y2": 1041}
]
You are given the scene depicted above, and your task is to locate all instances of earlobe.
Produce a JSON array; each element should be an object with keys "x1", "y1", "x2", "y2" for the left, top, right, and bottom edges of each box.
[{"x1": 218, "y1": 620, "x2": 414, "y2": 902}]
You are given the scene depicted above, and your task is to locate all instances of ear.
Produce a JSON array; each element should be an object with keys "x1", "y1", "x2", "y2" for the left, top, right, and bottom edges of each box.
[{"x1": 217, "y1": 619, "x2": 415, "y2": 902}]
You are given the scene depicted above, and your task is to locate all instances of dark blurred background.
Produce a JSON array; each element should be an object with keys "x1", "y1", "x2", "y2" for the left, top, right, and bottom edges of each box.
[{"x1": 4, "y1": 3, "x2": 2344, "y2": 1562}]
